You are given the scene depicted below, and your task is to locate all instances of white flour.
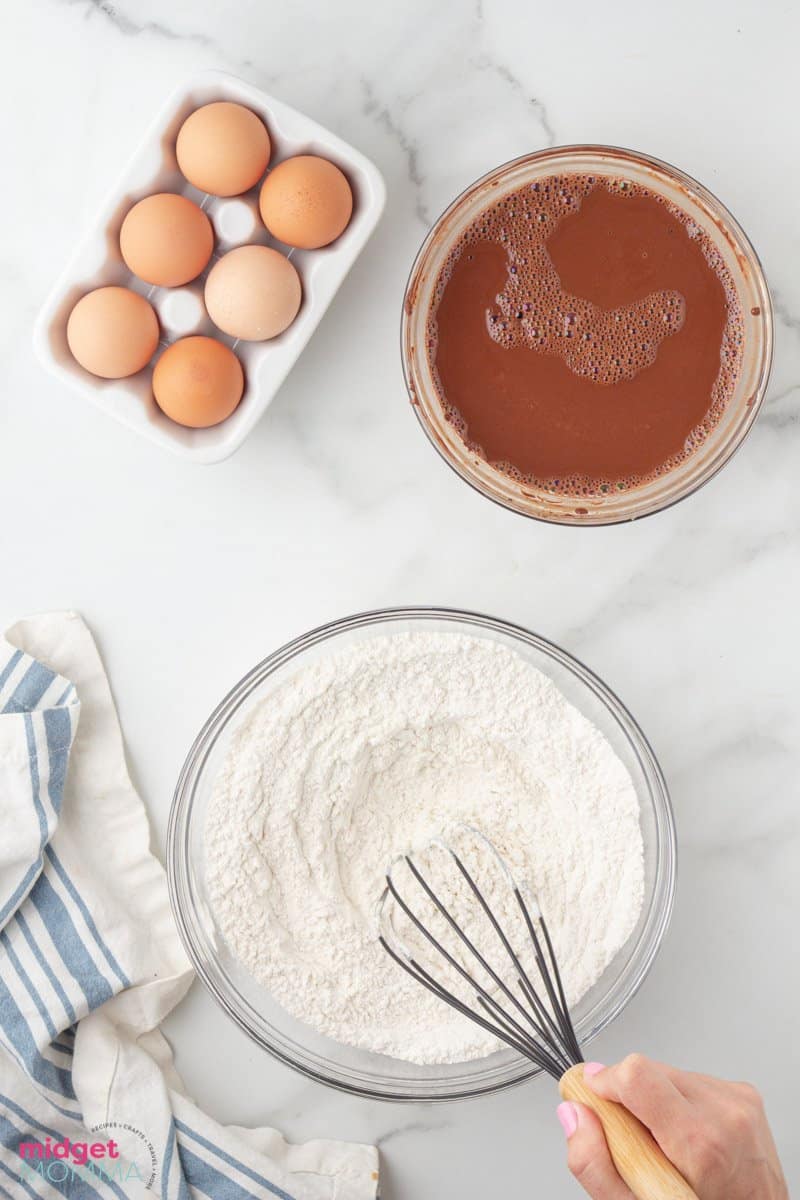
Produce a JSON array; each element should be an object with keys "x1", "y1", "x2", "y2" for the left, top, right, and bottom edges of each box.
[{"x1": 204, "y1": 631, "x2": 644, "y2": 1064}]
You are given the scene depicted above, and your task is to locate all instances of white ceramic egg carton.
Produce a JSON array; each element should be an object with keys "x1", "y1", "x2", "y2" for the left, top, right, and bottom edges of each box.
[{"x1": 32, "y1": 70, "x2": 386, "y2": 463}]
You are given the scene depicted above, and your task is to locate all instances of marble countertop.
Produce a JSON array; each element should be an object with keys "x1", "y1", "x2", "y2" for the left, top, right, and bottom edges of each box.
[{"x1": 3, "y1": 0, "x2": 799, "y2": 1195}]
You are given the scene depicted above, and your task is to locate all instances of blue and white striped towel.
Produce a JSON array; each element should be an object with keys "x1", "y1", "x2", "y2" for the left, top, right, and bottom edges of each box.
[{"x1": 0, "y1": 612, "x2": 379, "y2": 1199}]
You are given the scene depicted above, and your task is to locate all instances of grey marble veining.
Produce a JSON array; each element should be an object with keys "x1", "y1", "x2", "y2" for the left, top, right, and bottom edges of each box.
[{"x1": 2, "y1": 0, "x2": 799, "y2": 1196}]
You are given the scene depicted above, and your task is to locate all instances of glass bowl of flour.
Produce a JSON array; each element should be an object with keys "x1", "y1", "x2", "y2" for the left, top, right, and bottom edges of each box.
[{"x1": 168, "y1": 607, "x2": 675, "y2": 1101}]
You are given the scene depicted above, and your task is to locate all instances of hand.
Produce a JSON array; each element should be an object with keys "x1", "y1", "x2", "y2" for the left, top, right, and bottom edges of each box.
[{"x1": 557, "y1": 1055, "x2": 788, "y2": 1200}]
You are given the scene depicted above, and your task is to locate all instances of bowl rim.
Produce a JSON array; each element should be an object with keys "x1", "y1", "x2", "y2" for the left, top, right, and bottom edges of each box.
[
  {"x1": 400, "y1": 143, "x2": 774, "y2": 526},
  {"x1": 167, "y1": 605, "x2": 677, "y2": 1101}
]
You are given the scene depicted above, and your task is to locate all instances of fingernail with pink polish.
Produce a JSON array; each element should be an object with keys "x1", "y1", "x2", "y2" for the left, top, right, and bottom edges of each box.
[
  {"x1": 583, "y1": 1061, "x2": 605, "y2": 1077},
  {"x1": 556, "y1": 1101, "x2": 578, "y2": 1139}
]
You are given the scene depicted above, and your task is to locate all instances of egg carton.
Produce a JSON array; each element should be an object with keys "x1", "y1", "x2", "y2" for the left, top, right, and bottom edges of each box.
[{"x1": 32, "y1": 70, "x2": 386, "y2": 463}]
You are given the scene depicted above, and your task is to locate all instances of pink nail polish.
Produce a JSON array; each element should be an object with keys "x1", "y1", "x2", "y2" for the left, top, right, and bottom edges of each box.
[
  {"x1": 556, "y1": 1101, "x2": 578, "y2": 1139},
  {"x1": 583, "y1": 1061, "x2": 605, "y2": 1077}
]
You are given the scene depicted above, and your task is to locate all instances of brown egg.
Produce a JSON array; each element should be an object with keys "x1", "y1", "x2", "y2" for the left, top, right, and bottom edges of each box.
[
  {"x1": 259, "y1": 155, "x2": 353, "y2": 249},
  {"x1": 152, "y1": 337, "x2": 243, "y2": 428},
  {"x1": 176, "y1": 102, "x2": 271, "y2": 197},
  {"x1": 67, "y1": 287, "x2": 159, "y2": 379},
  {"x1": 120, "y1": 193, "x2": 213, "y2": 287},
  {"x1": 204, "y1": 245, "x2": 302, "y2": 340}
]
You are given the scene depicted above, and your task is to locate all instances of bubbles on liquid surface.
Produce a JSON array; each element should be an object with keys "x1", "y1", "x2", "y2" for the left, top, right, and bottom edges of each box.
[{"x1": 427, "y1": 173, "x2": 745, "y2": 498}]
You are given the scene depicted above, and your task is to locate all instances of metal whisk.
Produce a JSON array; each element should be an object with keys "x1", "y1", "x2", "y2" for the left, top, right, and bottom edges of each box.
[
  {"x1": 379, "y1": 828, "x2": 582, "y2": 1079},
  {"x1": 378, "y1": 827, "x2": 697, "y2": 1200}
]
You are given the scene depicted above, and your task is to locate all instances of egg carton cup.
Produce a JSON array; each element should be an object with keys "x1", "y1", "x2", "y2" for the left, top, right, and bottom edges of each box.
[{"x1": 33, "y1": 70, "x2": 386, "y2": 463}]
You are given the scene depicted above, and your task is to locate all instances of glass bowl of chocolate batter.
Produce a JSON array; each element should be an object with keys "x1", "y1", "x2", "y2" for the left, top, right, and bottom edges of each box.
[
  {"x1": 169, "y1": 606, "x2": 676, "y2": 1101},
  {"x1": 402, "y1": 146, "x2": 772, "y2": 524}
]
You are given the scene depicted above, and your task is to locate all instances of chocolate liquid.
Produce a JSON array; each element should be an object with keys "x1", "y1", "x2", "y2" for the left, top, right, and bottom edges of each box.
[{"x1": 427, "y1": 173, "x2": 744, "y2": 494}]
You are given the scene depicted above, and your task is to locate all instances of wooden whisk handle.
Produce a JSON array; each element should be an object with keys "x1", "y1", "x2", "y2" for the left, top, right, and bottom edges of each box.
[{"x1": 559, "y1": 1065, "x2": 699, "y2": 1200}]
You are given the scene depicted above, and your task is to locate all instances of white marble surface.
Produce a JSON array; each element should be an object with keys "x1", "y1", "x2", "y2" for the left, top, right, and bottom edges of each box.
[{"x1": 2, "y1": 0, "x2": 799, "y2": 1195}]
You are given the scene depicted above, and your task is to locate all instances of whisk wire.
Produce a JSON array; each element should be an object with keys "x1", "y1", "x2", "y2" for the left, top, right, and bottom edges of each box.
[
  {"x1": 378, "y1": 936, "x2": 555, "y2": 1069},
  {"x1": 535, "y1": 900, "x2": 583, "y2": 1062},
  {"x1": 378, "y1": 829, "x2": 585, "y2": 1081},
  {"x1": 381, "y1": 869, "x2": 568, "y2": 1075},
  {"x1": 395, "y1": 858, "x2": 549, "y2": 1045},
  {"x1": 384, "y1": 872, "x2": 565, "y2": 1073},
  {"x1": 513, "y1": 885, "x2": 582, "y2": 1063},
  {"x1": 474, "y1": 994, "x2": 569, "y2": 1077},
  {"x1": 445, "y1": 828, "x2": 579, "y2": 1062},
  {"x1": 444, "y1": 849, "x2": 576, "y2": 1071}
]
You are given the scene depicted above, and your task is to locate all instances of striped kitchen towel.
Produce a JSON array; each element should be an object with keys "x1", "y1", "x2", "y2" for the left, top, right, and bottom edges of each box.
[{"x1": 0, "y1": 612, "x2": 379, "y2": 1199}]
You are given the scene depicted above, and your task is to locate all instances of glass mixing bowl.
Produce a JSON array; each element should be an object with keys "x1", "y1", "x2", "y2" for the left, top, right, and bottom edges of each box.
[
  {"x1": 401, "y1": 145, "x2": 773, "y2": 525},
  {"x1": 168, "y1": 607, "x2": 676, "y2": 1101}
]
